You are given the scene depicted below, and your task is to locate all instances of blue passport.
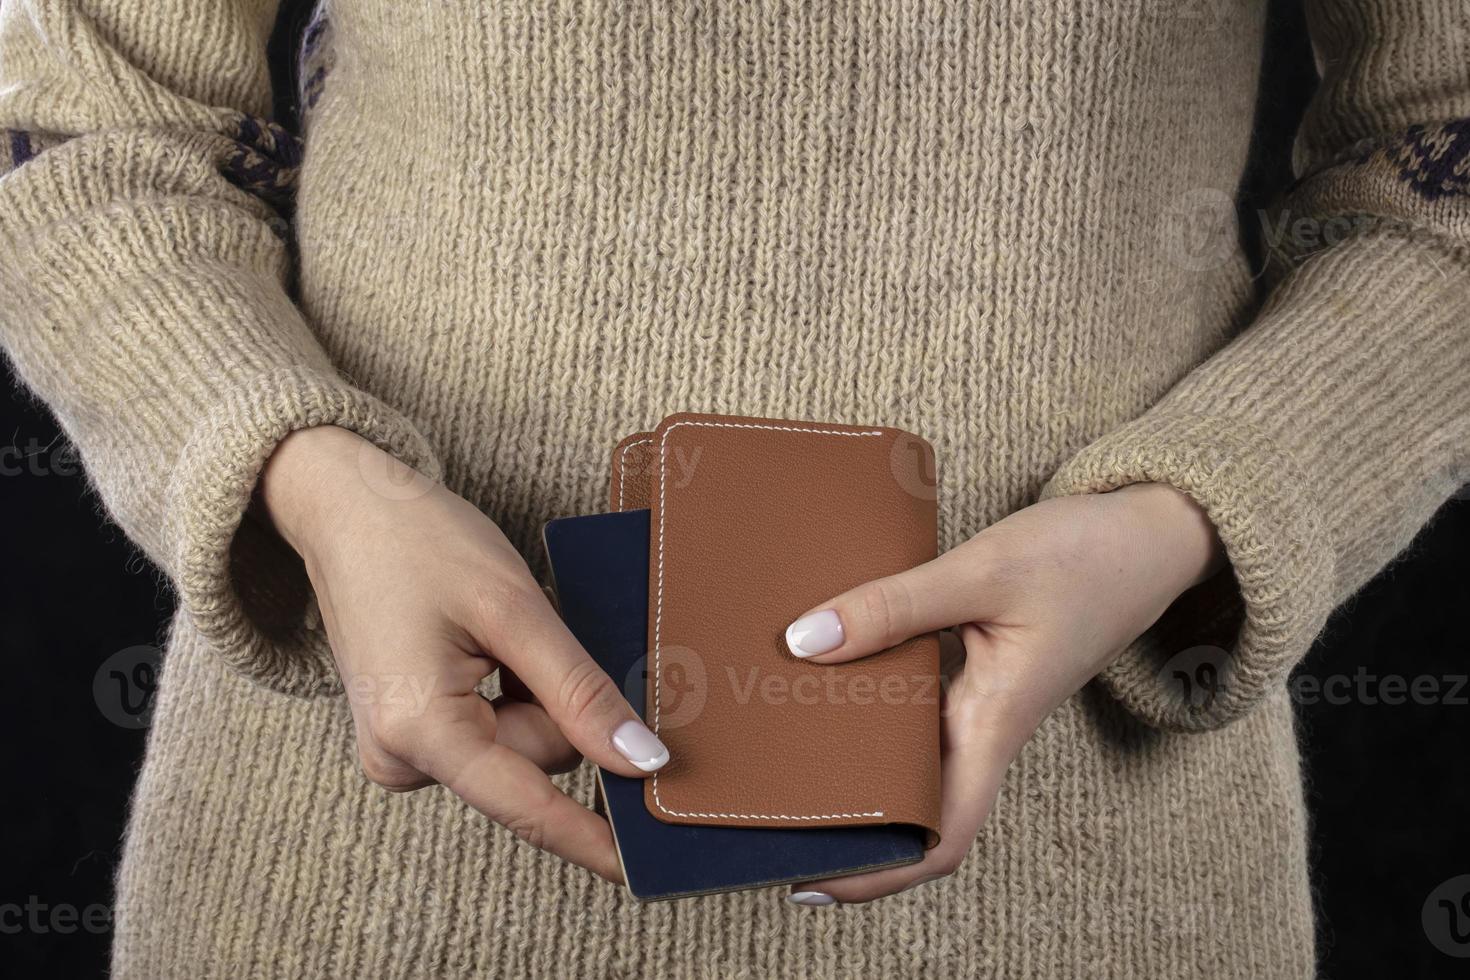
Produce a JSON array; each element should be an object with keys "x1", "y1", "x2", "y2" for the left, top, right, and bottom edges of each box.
[{"x1": 543, "y1": 509, "x2": 925, "y2": 901}]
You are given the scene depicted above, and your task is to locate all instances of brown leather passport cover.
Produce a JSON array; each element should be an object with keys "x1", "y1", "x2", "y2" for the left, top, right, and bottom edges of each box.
[{"x1": 611, "y1": 413, "x2": 942, "y2": 842}]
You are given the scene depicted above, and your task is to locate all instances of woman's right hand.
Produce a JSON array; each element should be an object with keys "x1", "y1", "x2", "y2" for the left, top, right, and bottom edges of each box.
[{"x1": 259, "y1": 425, "x2": 667, "y2": 881}]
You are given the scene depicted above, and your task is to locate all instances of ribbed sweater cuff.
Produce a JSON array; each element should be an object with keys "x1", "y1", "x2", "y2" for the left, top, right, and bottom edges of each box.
[
  {"x1": 167, "y1": 365, "x2": 441, "y2": 696},
  {"x1": 1041, "y1": 414, "x2": 1334, "y2": 731}
]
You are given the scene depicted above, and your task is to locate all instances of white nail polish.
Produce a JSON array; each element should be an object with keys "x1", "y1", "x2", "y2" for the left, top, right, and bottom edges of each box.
[
  {"x1": 611, "y1": 719, "x2": 670, "y2": 772},
  {"x1": 786, "y1": 891, "x2": 837, "y2": 907},
  {"x1": 785, "y1": 610, "x2": 844, "y2": 658}
]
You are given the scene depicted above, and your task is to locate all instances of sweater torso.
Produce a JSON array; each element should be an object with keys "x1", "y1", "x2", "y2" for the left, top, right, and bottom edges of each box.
[{"x1": 295, "y1": 0, "x2": 1264, "y2": 556}]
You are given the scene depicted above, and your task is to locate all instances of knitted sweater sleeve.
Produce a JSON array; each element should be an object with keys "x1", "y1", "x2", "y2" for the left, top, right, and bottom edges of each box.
[
  {"x1": 0, "y1": 1, "x2": 440, "y2": 695},
  {"x1": 1043, "y1": 0, "x2": 1470, "y2": 730}
]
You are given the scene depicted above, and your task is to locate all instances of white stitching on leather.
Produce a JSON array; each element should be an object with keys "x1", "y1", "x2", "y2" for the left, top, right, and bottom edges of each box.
[
  {"x1": 615, "y1": 437, "x2": 651, "y2": 511},
  {"x1": 651, "y1": 419, "x2": 886, "y2": 821}
]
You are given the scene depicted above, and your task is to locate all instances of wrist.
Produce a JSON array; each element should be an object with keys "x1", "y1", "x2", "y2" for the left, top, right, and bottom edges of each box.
[
  {"x1": 259, "y1": 425, "x2": 369, "y2": 558},
  {"x1": 1111, "y1": 482, "x2": 1225, "y2": 592}
]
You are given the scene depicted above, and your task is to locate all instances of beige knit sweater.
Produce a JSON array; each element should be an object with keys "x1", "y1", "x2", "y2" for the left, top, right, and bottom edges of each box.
[{"x1": 2, "y1": 0, "x2": 1467, "y2": 976}]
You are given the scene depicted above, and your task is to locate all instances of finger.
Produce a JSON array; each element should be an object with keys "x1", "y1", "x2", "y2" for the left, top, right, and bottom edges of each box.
[
  {"x1": 357, "y1": 735, "x2": 437, "y2": 792},
  {"x1": 360, "y1": 698, "x2": 580, "y2": 786},
  {"x1": 790, "y1": 630, "x2": 1014, "y2": 905},
  {"x1": 783, "y1": 539, "x2": 1002, "y2": 664},
  {"x1": 408, "y1": 693, "x2": 624, "y2": 882},
  {"x1": 491, "y1": 697, "x2": 582, "y2": 774},
  {"x1": 461, "y1": 578, "x2": 668, "y2": 779}
]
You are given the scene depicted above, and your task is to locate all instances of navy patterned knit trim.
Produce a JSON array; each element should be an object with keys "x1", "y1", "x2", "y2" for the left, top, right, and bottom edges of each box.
[
  {"x1": 2, "y1": 128, "x2": 69, "y2": 177},
  {"x1": 1384, "y1": 118, "x2": 1470, "y2": 202},
  {"x1": 221, "y1": 116, "x2": 304, "y2": 230},
  {"x1": 5, "y1": 119, "x2": 299, "y2": 218},
  {"x1": 7, "y1": 128, "x2": 34, "y2": 169},
  {"x1": 298, "y1": 1, "x2": 334, "y2": 117}
]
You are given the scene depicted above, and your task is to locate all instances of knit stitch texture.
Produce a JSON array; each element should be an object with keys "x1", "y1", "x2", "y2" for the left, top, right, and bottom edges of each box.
[{"x1": 1, "y1": 0, "x2": 1467, "y2": 976}]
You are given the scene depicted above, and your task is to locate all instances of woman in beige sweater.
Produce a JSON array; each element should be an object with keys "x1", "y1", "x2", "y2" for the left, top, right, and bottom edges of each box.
[{"x1": 1, "y1": 0, "x2": 1466, "y2": 976}]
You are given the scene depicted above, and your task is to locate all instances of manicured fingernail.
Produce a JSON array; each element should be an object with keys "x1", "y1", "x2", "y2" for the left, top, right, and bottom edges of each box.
[
  {"x1": 611, "y1": 719, "x2": 669, "y2": 772},
  {"x1": 786, "y1": 891, "x2": 836, "y2": 907},
  {"x1": 785, "y1": 610, "x2": 844, "y2": 658}
]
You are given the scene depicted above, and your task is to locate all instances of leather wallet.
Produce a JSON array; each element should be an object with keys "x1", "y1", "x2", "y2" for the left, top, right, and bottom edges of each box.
[
  {"x1": 610, "y1": 412, "x2": 942, "y2": 843},
  {"x1": 544, "y1": 509, "x2": 925, "y2": 900}
]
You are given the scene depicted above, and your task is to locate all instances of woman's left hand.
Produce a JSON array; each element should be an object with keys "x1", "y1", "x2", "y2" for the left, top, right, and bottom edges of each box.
[{"x1": 782, "y1": 482, "x2": 1224, "y2": 906}]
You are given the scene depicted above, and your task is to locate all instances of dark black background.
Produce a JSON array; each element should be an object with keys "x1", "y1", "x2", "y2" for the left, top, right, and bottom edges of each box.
[{"x1": 2, "y1": 1, "x2": 1468, "y2": 976}]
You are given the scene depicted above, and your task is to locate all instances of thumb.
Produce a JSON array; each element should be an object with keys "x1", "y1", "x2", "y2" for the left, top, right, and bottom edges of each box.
[{"x1": 782, "y1": 542, "x2": 998, "y2": 665}]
